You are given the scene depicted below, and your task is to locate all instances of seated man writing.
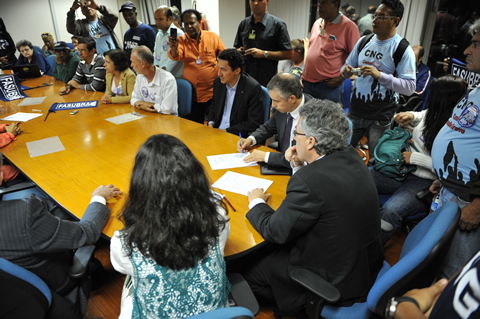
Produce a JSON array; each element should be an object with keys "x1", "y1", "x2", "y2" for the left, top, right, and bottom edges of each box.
[
  {"x1": 239, "y1": 99, "x2": 384, "y2": 316},
  {"x1": 238, "y1": 73, "x2": 312, "y2": 168},
  {"x1": 130, "y1": 46, "x2": 178, "y2": 115},
  {"x1": 207, "y1": 48, "x2": 264, "y2": 136},
  {"x1": 59, "y1": 37, "x2": 106, "y2": 94}
]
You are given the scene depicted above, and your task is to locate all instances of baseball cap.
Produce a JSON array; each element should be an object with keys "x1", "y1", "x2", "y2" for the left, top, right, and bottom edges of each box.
[
  {"x1": 119, "y1": 1, "x2": 136, "y2": 12},
  {"x1": 54, "y1": 41, "x2": 70, "y2": 51}
]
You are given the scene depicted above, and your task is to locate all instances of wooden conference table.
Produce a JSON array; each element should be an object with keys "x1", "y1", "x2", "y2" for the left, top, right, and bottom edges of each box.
[{"x1": 1, "y1": 75, "x2": 290, "y2": 257}]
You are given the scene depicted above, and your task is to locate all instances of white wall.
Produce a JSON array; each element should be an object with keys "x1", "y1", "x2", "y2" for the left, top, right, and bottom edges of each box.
[
  {"x1": 0, "y1": 0, "x2": 124, "y2": 49},
  {"x1": 219, "y1": 0, "x2": 245, "y2": 47},
  {"x1": 195, "y1": 0, "x2": 220, "y2": 36}
]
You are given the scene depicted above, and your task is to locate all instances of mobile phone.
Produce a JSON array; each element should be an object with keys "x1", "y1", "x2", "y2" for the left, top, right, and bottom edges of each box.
[
  {"x1": 70, "y1": 110, "x2": 78, "y2": 115},
  {"x1": 60, "y1": 92, "x2": 70, "y2": 96},
  {"x1": 171, "y1": 28, "x2": 177, "y2": 41}
]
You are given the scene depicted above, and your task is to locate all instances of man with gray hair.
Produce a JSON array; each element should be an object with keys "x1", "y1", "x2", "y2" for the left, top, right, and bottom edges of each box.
[
  {"x1": 430, "y1": 18, "x2": 480, "y2": 280},
  {"x1": 238, "y1": 72, "x2": 312, "y2": 168},
  {"x1": 130, "y1": 46, "x2": 178, "y2": 115},
  {"x1": 241, "y1": 99, "x2": 383, "y2": 315}
]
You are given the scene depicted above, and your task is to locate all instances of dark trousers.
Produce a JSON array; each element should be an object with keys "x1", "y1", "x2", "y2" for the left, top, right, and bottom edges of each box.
[{"x1": 190, "y1": 99, "x2": 212, "y2": 124}]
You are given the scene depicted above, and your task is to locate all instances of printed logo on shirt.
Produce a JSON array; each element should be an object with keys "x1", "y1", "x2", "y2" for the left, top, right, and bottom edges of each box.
[
  {"x1": 141, "y1": 87, "x2": 148, "y2": 98},
  {"x1": 162, "y1": 40, "x2": 169, "y2": 51},
  {"x1": 124, "y1": 41, "x2": 139, "y2": 50},
  {"x1": 133, "y1": 36, "x2": 141, "y2": 41},
  {"x1": 458, "y1": 104, "x2": 479, "y2": 128},
  {"x1": 156, "y1": 55, "x2": 161, "y2": 61}
]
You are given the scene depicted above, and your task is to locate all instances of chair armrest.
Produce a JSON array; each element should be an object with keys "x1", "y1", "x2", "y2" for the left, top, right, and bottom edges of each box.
[
  {"x1": 69, "y1": 245, "x2": 95, "y2": 279},
  {"x1": 290, "y1": 268, "x2": 341, "y2": 303},
  {"x1": 228, "y1": 273, "x2": 260, "y2": 316},
  {"x1": 0, "y1": 181, "x2": 35, "y2": 195},
  {"x1": 416, "y1": 186, "x2": 434, "y2": 211}
]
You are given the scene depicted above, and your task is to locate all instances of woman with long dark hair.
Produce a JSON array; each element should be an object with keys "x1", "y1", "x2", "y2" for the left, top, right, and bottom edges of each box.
[
  {"x1": 370, "y1": 75, "x2": 468, "y2": 245},
  {"x1": 110, "y1": 134, "x2": 230, "y2": 318},
  {"x1": 0, "y1": 18, "x2": 17, "y2": 69}
]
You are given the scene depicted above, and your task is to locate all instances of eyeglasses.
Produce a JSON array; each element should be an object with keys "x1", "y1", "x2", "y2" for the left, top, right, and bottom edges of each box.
[
  {"x1": 372, "y1": 15, "x2": 396, "y2": 21},
  {"x1": 20, "y1": 48, "x2": 32, "y2": 53},
  {"x1": 293, "y1": 129, "x2": 307, "y2": 137}
]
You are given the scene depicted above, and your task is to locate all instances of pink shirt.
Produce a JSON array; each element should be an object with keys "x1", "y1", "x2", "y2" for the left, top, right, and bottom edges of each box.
[{"x1": 303, "y1": 14, "x2": 360, "y2": 82}]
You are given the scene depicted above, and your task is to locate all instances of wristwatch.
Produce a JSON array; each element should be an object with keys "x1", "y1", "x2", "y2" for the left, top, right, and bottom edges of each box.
[
  {"x1": 384, "y1": 296, "x2": 420, "y2": 319},
  {"x1": 264, "y1": 50, "x2": 268, "y2": 58}
]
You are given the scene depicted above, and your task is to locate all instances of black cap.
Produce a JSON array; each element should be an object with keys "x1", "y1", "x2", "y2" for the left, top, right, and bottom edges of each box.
[
  {"x1": 54, "y1": 41, "x2": 70, "y2": 50},
  {"x1": 119, "y1": 1, "x2": 136, "y2": 12}
]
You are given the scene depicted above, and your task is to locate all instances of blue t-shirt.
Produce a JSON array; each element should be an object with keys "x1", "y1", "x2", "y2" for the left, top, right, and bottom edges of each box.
[
  {"x1": 429, "y1": 250, "x2": 480, "y2": 318},
  {"x1": 345, "y1": 34, "x2": 416, "y2": 120},
  {"x1": 123, "y1": 23, "x2": 156, "y2": 62},
  {"x1": 431, "y1": 87, "x2": 480, "y2": 200},
  {"x1": 89, "y1": 18, "x2": 115, "y2": 55}
]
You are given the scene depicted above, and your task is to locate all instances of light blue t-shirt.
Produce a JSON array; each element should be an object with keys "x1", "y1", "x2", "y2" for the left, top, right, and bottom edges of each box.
[
  {"x1": 153, "y1": 23, "x2": 184, "y2": 78},
  {"x1": 345, "y1": 34, "x2": 416, "y2": 120},
  {"x1": 89, "y1": 18, "x2": 115, "y2": 55},
  {"x1": 431, "y1": 86, "x2": 480, "y2": 200}
]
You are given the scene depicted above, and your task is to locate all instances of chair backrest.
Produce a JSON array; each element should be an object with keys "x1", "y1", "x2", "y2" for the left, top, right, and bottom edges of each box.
[
  {"x1": 187, "y1": 307, "x2": 254, "y2": 319},
  {"x1": 33, "y1": 45, "x2": 42, "y2": 54},
  {"x1": 47, "y1": 54, "x2": 56, "y2": 71},
  {"x1": 176, "y1": 78, "x2": 193, "y2": 117},
  {"x1": 67, "y1": 42, "x2": 74, "y2": 50},
  {"x1": 261, "y1": 86, "x2": 271, "y2": 123},
  {"x1": 343, "y1": 77, "x2": 352, "y2": 111},
  {"x1": 0, "y1": 258, "x2": 51, "y2": 318},
  {"x1": 367, "y1": 201, "x2": 461, "y2": 316}
]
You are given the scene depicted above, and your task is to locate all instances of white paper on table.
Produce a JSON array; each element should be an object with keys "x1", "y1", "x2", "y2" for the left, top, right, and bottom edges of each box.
[
  {"x1": 1, "y1": 112, "x2": 43, "y2": 122},
  {"x1": 105, "y1": 113, "x2": 146, "y2": 125},
  {"x1": 26, "y1": 136, "x2": 65, "y2": 158},
  {"x1": 207, "y1": 152, "x2": 257, "y2": 170},
  {"x1": 18, "y1": 97, "x2": 47, "y2": 106},
  {"x1": 212, "y1": 171, "x2": 273, "y2": 196}
]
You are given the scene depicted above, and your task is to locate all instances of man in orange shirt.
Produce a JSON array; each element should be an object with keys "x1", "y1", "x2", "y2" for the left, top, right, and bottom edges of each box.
[{"x1": 169, "y1": 9, "x2": 225, "y2": 123}]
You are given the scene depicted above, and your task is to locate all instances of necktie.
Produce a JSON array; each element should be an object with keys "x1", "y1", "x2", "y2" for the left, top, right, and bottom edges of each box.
[{"x1": 282, "y1": 113, "x2": 293, "y2": 152}]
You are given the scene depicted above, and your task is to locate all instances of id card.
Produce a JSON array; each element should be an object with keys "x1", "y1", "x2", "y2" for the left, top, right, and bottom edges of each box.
[{"x1": 249, "y1": 30, "x2": 256, "y2": 40}]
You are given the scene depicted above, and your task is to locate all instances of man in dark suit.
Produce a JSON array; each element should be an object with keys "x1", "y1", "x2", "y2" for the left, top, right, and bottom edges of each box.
[
  {"x1": 238, "y1": 72, "x2": 312, "y2": 168},
  {"x1": 0, "y1": 184, "x2": 122, "y2": 317},
  {"x1": 207, "y1": 48, "x2": 264, "y2": 136},
  {"x1": 242, "y1": 99, "x2": 384, "y2": 316}
]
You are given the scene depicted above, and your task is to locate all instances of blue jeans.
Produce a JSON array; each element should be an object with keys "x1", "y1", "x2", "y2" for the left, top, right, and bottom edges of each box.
[
  {"x1": 303, "y1": 79, "x2": 344, "y2": 105},
  {"x1": 348, "y1": 113, "x2": 390, "y2": 162},
  {"x1": 436, "y1": 187, "x2": 480, "y2": 279},
  {"x1": 369, "y1": 167, "x2": 433, "y2": 245}
]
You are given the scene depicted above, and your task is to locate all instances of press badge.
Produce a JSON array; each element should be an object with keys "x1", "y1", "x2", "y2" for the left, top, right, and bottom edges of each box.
[
  {"x1": 249, "y1": 30, "x2": 256, "y2": 40},
  {"x1": 196, "y1": 56, "x2": 202, "y2": 65}
]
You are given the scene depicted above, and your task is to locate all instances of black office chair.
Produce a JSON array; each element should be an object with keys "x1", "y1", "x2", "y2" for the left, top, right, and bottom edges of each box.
[
  {"x1": 0, "y1": 245, "x2": 96, "y2": 319},
  {"x1": 283, "y1": 202, "x2": 460, "y2": 319}
]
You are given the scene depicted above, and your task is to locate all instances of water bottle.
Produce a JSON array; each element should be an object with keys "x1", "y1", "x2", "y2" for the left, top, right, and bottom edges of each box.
[{"x1": 429, "y1": 194, "x2": 440, "y2": 214}]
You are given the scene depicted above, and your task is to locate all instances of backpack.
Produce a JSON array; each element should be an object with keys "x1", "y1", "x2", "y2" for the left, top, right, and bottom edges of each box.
[
  {"x1": 357, "y1": 33, "x2": 410, "y2": 76},
  {"x1": 373, "y1": 127, "x2": 419, "y2": 181}
]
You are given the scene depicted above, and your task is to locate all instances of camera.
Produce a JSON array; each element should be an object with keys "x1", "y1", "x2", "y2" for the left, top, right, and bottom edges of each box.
[{"x1": 351, "y1": 68, "x2": 361, "y2": 76}]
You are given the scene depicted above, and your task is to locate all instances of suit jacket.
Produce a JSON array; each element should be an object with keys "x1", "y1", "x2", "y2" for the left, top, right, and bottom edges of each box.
[
  {"x1": 105, "y1": 68, "x2": 136, "y2": 104},
  {"x1": 207, "y1": 72, "x2": 264, "y2": 136},
  {"x1": 247, "y1": 147, "x2": 384, "y2": 314},
  {"x1": 0, "y1": 194, "x2": 110, "y2": 292},
  {"x1": 251, "y1": 93, "x2": 313, "y2": 167}
]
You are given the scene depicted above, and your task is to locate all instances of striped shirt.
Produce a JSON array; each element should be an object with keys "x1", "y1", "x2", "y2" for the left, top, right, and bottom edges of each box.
[{"x1": 72, "y1": 53, "x2": 106, "y2": 92}]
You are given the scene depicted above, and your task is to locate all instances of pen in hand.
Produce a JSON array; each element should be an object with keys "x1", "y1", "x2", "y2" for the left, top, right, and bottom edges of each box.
[{"x1": 239, "y1": 133, "x2": 244, "y2": 153}]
